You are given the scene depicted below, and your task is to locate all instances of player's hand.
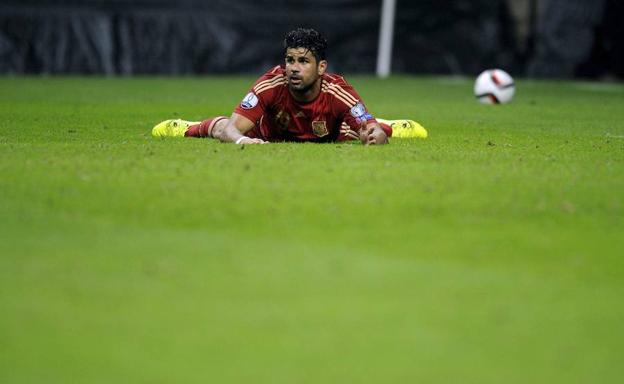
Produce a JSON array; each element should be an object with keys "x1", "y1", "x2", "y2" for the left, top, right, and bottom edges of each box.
[
  {"x1": 359, "y1": 123, "x2": 388, "y2": 145},
  {"x1": 366, "y1": 128, "x2": 388, "y2": 145}
]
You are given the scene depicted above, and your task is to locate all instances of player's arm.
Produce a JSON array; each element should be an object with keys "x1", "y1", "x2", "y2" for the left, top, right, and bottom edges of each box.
[
  {"x1": 212, "y1": 112, "x2": 267, "y2": 144},
  {"x1": 332, "y1": 77, "x2": 388, "y2": 145},
  {"x1": 218, "y1": 69, "x2": 277, "y2": 144},
  {"x1": 359, "y1": 120, "x2": 388, "y2": 145}
]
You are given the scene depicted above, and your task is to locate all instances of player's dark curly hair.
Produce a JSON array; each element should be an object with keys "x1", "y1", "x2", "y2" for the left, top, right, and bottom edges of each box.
[{"x1": 283, "y1": 28, "x2": 328, "y2": 63}]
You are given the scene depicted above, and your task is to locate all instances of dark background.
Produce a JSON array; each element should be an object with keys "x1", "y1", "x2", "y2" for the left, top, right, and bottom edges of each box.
[{"x1": 1, "y1": 0, "x2": 622, "y2": 78}]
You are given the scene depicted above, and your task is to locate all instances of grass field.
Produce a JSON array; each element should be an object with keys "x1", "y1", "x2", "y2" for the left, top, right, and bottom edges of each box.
[{"x1": 1, "y1": 75, "x2": 623, "y2": 383}]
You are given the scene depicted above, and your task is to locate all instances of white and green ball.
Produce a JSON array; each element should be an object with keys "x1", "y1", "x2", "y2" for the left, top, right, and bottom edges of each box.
[{"x1": 474, "y1": 69, "x2": 515, "y2": 104}]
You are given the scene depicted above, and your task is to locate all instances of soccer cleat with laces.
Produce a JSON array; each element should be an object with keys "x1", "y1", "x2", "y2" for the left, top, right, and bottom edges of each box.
[
  {"x1": 151, "y1": 119, "x2": 199, "y2": 138},
  {"x1": 378, "y1": 119, "x2": 428, "y2": 139}
]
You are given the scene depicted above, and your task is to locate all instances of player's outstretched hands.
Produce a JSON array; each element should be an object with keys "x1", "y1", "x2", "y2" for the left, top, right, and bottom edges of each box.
[{"x1": 359, "y1": 122, "x2": 388, "y2": 145}]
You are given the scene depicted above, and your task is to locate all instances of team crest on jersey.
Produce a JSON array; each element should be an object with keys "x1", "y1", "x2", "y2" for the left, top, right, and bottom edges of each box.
[
  {"x1": 241, "y1": 92, "x2": 259, "y2": 109},
  {"x1": 312, "y1": 120, "x2": 329, "y2": 137},
  {"x1": 350, "y1": 102, "x2": 367, "y2": 118}
]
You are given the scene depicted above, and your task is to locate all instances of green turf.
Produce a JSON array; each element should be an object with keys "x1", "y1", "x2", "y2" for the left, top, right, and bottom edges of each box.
[{"x1": 1, "y1": 75, "x2": 623, "y2": 383}]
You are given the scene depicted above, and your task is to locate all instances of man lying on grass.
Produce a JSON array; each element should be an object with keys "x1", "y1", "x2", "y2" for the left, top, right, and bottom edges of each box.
[{"x1": 152, "y1": 28, "x2": 427, "y2": 145}]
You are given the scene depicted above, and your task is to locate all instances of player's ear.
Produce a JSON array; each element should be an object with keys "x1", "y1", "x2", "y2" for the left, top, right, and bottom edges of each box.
[{"x1": 317, "y1": 60, "x2": 327, "y2": 75}]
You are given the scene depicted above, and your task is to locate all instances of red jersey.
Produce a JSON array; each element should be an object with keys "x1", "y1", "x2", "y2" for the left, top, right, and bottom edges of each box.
[{"x1": 234, "y1": 66, "x2": 377, "y2": 142}]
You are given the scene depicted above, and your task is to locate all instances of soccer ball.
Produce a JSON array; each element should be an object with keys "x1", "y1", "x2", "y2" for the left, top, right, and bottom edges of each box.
[{"x1": 474, "y1": 69, "x2": 515, "y2": 104}]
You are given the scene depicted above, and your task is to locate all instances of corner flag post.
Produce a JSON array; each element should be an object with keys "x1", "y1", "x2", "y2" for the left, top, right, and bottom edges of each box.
[{"x1": 376, "y1": 0, "x2": 397, "y2": 78}]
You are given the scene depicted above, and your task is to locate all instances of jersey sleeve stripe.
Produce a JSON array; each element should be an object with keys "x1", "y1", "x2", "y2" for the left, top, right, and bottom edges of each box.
[
  {"x1": 253, "y1": 75, "x2": 286, "y2": 93},
  {"x1": 253, "y1": 76, "x2": 285, "y2": 93},
  {"x1": 345, "y1": 131, "x2": 359, "y2": 140},
  {"x1": 254, "y1": 74, "x2": 284, "y2": 88},
  {"x1": 255, "y1": 76, "x2": 286, "y2": 89},
  {"x1": 255, "y1": 78, "x2": 287, "y2": 94},
  {"x1": 326, "y1": 82, "x2": 358, "y2": 104},
  {"x1": 321, "y1": 87, "x2": 356, "y2": 108},
  {"x1": 322, "y1": 86, "x2": 355, "y2": 107},
  {"x1": 340, "y1": 125, "x2": 360, "y2": 139}
]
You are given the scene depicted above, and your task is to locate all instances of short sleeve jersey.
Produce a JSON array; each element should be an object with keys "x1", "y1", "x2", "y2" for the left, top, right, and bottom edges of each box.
[{"x1": 234, "y1": 66, "x2": 377, "y2": 142}]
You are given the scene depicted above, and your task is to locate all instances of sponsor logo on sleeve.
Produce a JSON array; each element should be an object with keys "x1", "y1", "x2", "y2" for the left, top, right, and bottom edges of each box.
[
  {"x1": 241, "y1": 92, "x2": 259, "y2": 109},
  {"x1": 349, "y1": 102, "x2": 367, "y2": 118}
]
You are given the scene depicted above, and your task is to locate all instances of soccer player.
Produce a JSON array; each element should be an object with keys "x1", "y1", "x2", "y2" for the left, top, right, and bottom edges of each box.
[{"x1": 152, "y1": 28, "x2": 427, "y2": 145}]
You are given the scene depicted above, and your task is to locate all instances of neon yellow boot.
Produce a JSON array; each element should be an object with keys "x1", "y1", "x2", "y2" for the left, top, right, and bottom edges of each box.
[
  {"x1": 151, "y1": 119, "x2": 199, "y2": 138},
  {"x1": 378, "y1": 119, "x2": 428, "y2": 139}
]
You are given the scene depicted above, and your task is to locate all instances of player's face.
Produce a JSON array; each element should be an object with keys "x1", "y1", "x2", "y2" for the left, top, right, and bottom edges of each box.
[{"x1": 284, "y1": 47, "x2": 327, "y2": 95}]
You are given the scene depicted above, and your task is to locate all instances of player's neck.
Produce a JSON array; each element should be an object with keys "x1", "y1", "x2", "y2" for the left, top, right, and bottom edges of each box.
[{"x1": 289, "y1": 78, "x2": 322, "y2": 103}]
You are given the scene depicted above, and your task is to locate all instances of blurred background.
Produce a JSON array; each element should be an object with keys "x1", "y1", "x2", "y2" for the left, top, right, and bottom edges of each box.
[{"x1": 0, "y1": 0, "x2": 622, "y2": 79}]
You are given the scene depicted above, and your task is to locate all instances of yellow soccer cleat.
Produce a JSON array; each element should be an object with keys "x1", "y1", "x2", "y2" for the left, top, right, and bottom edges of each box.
[
  {"x1": 378, "y1": 118, "x2": 428, "y2": 139},
  {"x1": 151, "y1": 119, "x2": 199, "y2": 138}
]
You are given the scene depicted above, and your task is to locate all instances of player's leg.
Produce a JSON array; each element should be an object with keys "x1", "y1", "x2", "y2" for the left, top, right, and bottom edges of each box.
[
  {"x1": 184, "y1": 117, "x2": 228, "y2": 138},
  {"x1": 188, "y1": 117, "x2": 265, "y2": 140},
  {"x1": 151, "y1": 117, "x2": 228, "y2": 138}
]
